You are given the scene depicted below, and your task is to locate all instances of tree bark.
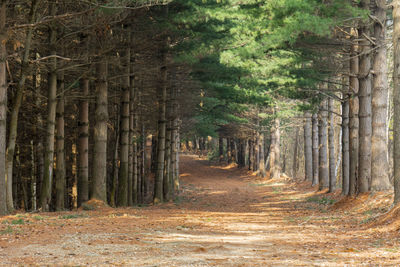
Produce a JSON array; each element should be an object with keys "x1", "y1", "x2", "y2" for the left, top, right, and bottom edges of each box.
[
  {"x1": 129, "y1": 75, "x2": 136, "y2": 205},
  {"x1": 349, "y1": 29, "x2": 360, "y2": 196},
  {"x1": 153, "y1": 61, "x2": 167, "y2": 204},
  {"x1": 358, "y1": 0, "x2": 372, "y2": 193},
  {"x1": 342, "y1": 95, "x2": 350, "y2": 195},
  {"x1": 55, "y1": 71, "x2": 65, "y2": 211},
  {"x1": 270, "y1": 117, "x2": 281, "y2": 179},
  {"x1": 304, "y1": 112, "x2": 313, "y2": 182},
  {"x1": 78, "y1": 78, "x2": 89, "y2": 206},
  {"x1": 40, "y1": 3, "x2": 58, "y2": 210},
  {"x1": 318, "y1": 99, "x2": 329, "y2": 190},
  {"x1": 371, "y1": 0, "x2": 391, "y2": 191},
  {"x1": 393, "y1": 0, "x2": 400, "y2": 205},
  {"x1": 0, "y1": 1, "x2": 7, "y2": 215},
  {"x1": 328, "y1": 98, "x2": 336, "y2": 192},
  {"x1": 91, "y1": 61, "x2": 108, "y2": 202},
  {"x1": 6, "y1": 0, "x2": 40, "y2": 213},
  {"x1": 219, "y1": 135, "x2": 224, "y2": 162},
  {"x1": 293, "y1": 127, "x2": 299, "y2": 179},
  {"x1": 312, "y1": 113, "x2": 319, "y2": 186},
  {"x1": 163, "y1": 120, "x2": 172, "y2": 201},
  {"x1": 117, "y1": 49, "x2": 130, "y2": 207}
]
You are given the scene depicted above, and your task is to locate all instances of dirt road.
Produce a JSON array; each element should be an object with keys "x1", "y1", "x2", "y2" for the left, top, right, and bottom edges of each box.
[{"x1": 0, "y1": 154, "x2": 399, "y2": 266}]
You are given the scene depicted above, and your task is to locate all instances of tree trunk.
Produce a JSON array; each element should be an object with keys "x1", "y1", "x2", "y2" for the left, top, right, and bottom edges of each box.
[
  {"x1": 304, "y1": 112, "x2": 313, "y2": 182},
  {"x1": 0, "y1": 1, "x2": 7, "y2": 215},
  {"x1": 312, "y1": 113, "x2": 319, "y2": 186},
  {"x1": 393, "y1": 0, "x2": 400, "y2": 205},
  {"x1": 349, "y1": 30, "x2": 360, "y2": 196},
  {"x1": 270, "y1": 117, "x2": 281, "y2": 179},
  {"x1": 248, "y1": 139, "x2": 253, "y2": 170},
  {"x1": 292, "y1": 127, "x2": 299, "y2": 179},
  {"x1": 342, "y1": 95, "x2": 350, "y2": 195},
  {"x1": 117, "y1": 49, "x2": 130, "y2": 206},
  {"x1": 78, "y1": 78, "x2": 89, "y2": 206},
  {"x1": 129, "y1": 76, "x2": 137, "y2": 204},
  {"x1": 171, "y1": 84, "x2": 179, "y2": 192},
  {"x1": 219, "y1": 135, "x2": 224, "y2": 162},
  {"x1": 40, "y1": 3, "x2": 58, "y2": 210},
  {"x1": 6, "y1": 0, "x2": 40, "y2": 213},
  {"x1": 318, "y1": 99, "x2": 329, "y2": 190},
  {"x1": 371, "y1": 0, "x2": 391, "y2": 191},
  {"x1": 358, "y1": 0, "x2": 372, "y2": 193},
  {"x1": 140, "y1": 124, "x2": 146, "y2": 202},
  {"x1": 259, "y1": 134, "x2": 266, "y2": 178},
  {"x1": 110, "y1": 125, "x2": 119, "y2": 208},
  {"x1": 328, "y1": 98, "x2": 336, "y2": 192},
  {"x1": 55, "y1": 71, "x2": 65, "y2": 211},
  {"x1": 91, "y1": 61, "x2": 108, "y2": 202},
  {"x1": 253, "y1": 136, "x2": 259, "y2": 171},
  {"x1": 153, "y1": 61, "x2": 167, "y2": 204},
  {"x1": 163, "y1": 121, "x2": 172, "y2": 201},
  {"x1": 233, "y1": 139, "x2": 238, "y2": 164}
]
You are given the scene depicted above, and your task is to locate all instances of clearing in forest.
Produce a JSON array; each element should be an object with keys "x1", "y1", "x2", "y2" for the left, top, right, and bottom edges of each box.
[{"x1": 0, "y1": 154, "x2": 399, "y2": 266}]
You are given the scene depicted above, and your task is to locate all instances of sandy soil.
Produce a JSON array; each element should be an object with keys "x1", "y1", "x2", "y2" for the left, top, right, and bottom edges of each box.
[{"x1": 0, "y1": 154, "x2": 400, "y2": 266}]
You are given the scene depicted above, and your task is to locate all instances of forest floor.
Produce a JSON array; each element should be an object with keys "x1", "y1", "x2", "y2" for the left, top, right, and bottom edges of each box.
[{"x1": 1, "y1": 154, "x2": 400, "y2": 266}]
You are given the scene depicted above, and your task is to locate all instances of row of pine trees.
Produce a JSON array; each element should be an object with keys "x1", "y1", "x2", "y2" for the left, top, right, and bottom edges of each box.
[{"x1": 2, "y1": 0, "x2": 400, "y2": 215}]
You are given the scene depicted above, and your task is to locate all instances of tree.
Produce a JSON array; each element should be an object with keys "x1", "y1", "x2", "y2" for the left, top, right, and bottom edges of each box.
[
  {"x1": 40, "y1": 2, "x2": 58, "y2": 211},
  {"x1": 91, "y1": 61, "x2": 108, "y2": 202},
  {"x1": 371, "y1": 0, "x2": 391, "y2": 191},
  {"x1": 393, "y1": 0, "x2": 400, "y2": 205},
  {"x1": 0, "y1": 0, "x2": 7, "y2": 215}
]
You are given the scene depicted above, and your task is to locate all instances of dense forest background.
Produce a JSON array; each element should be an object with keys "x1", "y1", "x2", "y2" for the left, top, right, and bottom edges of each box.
[{"x1": 0, "y1": 0, "x2": 400, "y2": 216}]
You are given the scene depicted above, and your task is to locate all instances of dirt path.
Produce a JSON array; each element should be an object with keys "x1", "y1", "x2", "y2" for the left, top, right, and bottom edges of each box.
[{"x1": 1, "y1": 154, "x2": 400, "y2": 266}]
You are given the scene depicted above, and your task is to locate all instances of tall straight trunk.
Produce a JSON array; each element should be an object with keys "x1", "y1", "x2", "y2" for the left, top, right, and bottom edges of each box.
[
  {"x1": 248, "y1": 139, "x2": 253, "y2": 170},
  {"x1": 259, "y1": 134, "x2": 266, "y2": 178},
  {"x1": 30, "y1": 140, "x2": 36, "y2": 210},
  {"x1": 40, "y1": 3, "x2": 58, "y2": 210},
  {"x1": 110, "y1": 126, "x2": 119, "y2": 208},
  {"x1": 238, "y1": 139, "x2": 246, "y2": 168},
  {"x1": 140, "y1": 124, "x2": 146, "y2": 202},
  {"x1": 318, "y1": 99, "x2": 329, "y2": 190},
  {"x1": 175, "y1": 131, "x2": 180, "y2": 187},
  {"x1": 117, "y1": 49, "x2": 130, "y2": 206},
  {"x1": 342, "y1": 95, "x2": 350, "y2": 195},
  {"x1": 226, "y1": 138, "x2": 231, "y2": 164},
  {"x1": 171, "y1": 123, "x2": 178, "y2": 193},
  {"x1": 358, "y1": 0, "x2": 372, "y2": 193},
  {"x1": 33, "y1": 57, "x2": 43, "y2": 211},
  {"x1": 171, "y1": 84, "x2": 179, "y2": 192},
  {"x1": 253, "y1": 136, "x2": 259, "y2": 171},
  {"x1": 219, "y1": 135, "x2": 224, "y2": 162},
  {"x1": 0, "y1": 1, "x2": 6, "y2": 215},
  {"x1": 153, "y1": 62, "x2": 167, "y2": 204},
  {"x1": 129, "y1": 76, "x2": 136, "y2": 205},
  {"x1": 78, "y1": 78, "x2": 89, "y2": 206},
  {"x1": 349, "y1": 30, "x2": 360, "y2": 196},
  {"x1": 132, "y1": 103, "x2": 138, "y2": 204},
  {"x1": 328, "y1": 98, "x2": 336, "y2": 192},
  {"x1": 371, "y1": 0, "x2": 391, "y2": 191},
  {"x1": 91, "y1": 61, "x2": 108, "y2": 202},
  {"x1": 231, "y1": 139, "x2": 237, "y2": 164},
  {"x1": 145, "y1": 134, "x2": 152, "y2": 194},
  {"x1": 393, "y1": 0, "x2": 400, "y2": 205},
  {"x1": 312, "y1": 113, "x2": 319, "y2": 186},
  {"x1": 293, "y1": 127, "x2": 299, "y2": 179},
  {"x1": 270, "y1": 117, "x2": 281, "y2": 179},
  {"x1": 55, "y1": 72, "x2": 65, "y2": 211},
  {"x1": 6, "y1": 0, "x2": 40, "y2": 213},
  {"x1": 304, "y1": 112, "x2": 313, "y2": 181},
  {"x1": 163, "y1": 120, "x2": 172, "y2": 201}
]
